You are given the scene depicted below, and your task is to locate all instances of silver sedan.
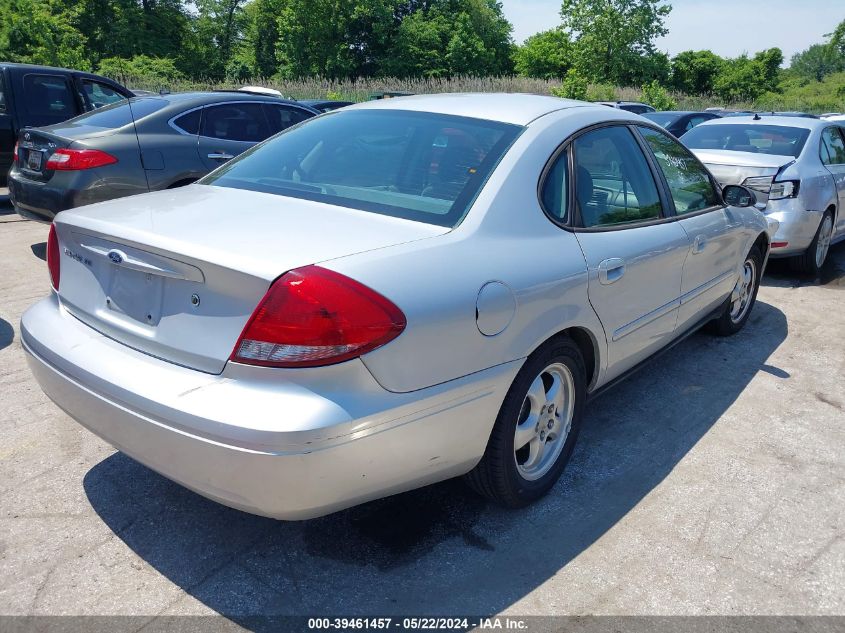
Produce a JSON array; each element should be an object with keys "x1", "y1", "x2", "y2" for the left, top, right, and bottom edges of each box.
[
  {"x1": 22, "y1": 94, "x2": 773, "y2": 519},
  {"x1": 682, "y1": 116, "x2": 845, "y2": 274}
]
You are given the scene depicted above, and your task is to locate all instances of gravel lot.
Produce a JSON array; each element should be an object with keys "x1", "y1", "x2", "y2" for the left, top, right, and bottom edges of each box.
[{"x1": 1, "y1": 197, "x2": 844, "y2": 625}]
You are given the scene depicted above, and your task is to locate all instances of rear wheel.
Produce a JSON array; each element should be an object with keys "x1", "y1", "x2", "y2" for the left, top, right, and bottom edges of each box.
[
  {"x1": 465, "y1": 337, "x2": 585, "y2": 507},
  {"x1": 792, "y1": 211, "x2": 833, "y2": 276},
  {"x1": 709, "y1": 245, "x2": 762, "y2": 337}
]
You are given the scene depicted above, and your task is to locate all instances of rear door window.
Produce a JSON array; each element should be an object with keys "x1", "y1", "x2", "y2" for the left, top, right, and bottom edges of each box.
[
  {"x1": 264, "y1": 104, "x2": 313, "y2": 134},
  {"x1": 201, "y1": 103, "x2": 270, "y2": 142},
  {"x1": 821, "y1": 127, "x2": 845, "y2": 165},
  {"x1": 23, "y1": 74, "x2": 80, "y2": 122}
]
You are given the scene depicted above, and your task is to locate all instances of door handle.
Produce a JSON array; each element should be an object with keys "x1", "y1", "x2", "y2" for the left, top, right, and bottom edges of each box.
[
  {"x1": 598, "y1": 258, "x2": 626, "y2": 285},
  {"x1": 692, "y1": 235, "x2": 707, "y2": 254},
  {"x1": 207, "y1": 152, "x2": 234, "y2": 161}
]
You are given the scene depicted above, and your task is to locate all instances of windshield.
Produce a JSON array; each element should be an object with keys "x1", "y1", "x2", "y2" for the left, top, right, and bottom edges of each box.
[
  {"x1": 65, "y1": 97, "x2": 167, "y2": 129},
  {"x1": 202, "y1": 109, "x2": 522, "y2": 227},
  {"x1": 641, "y1": 112, "x2": 680, "y2": 128},
  {"x1": 681, "y1": 123, "x2": 810, "y2": 158}
]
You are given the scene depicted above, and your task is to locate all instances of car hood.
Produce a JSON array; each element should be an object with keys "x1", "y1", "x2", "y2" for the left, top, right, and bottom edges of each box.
[
  {"x1": 57, "y1": 184, "x2": 450, "y2": 281},
  {"x1": 689, "y1": 149, "x2": 794, "y2": 169}
]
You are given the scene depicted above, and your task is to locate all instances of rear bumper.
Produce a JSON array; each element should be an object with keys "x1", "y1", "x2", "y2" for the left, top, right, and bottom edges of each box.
[
  {"x1": 21, "y1": 295, "x2": 519, "y2": 519},
  {"x1": 8, "y1": 167, "x2": 142, "y2": 222},
  {"x1": 764, "y1": 198, "x2": 824, "y2": 257}
]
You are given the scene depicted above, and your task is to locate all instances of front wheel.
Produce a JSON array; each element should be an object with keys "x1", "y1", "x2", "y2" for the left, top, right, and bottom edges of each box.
[
  {"x1": 464, "y1": 337, "x2": 586, "y2": 508},
  {"x1": 709, "y1": 245, "x2": 763, "y2": 337},
  {"x1": 792, "y1": 211, "x2": 833, "y2": 276}
]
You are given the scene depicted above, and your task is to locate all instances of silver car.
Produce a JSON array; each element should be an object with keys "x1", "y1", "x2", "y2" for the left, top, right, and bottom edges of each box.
[
  {"x1": 682, "y1": 116, "x2": 845, "y2": 274},
  {"x1": 21, "y1": 94, "x2": 773, "y2": 520}
]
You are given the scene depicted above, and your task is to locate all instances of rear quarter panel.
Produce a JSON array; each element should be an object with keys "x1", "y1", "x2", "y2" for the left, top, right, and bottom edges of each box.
[
  {"x1": 323, "y1": 107, "x2": 624, "y2": 394},
  {"x1": 134, "y1": 116, "x2": 207, "y2": 190}
]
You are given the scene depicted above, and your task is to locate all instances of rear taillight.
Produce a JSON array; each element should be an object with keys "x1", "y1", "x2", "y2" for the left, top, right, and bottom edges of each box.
[
  {"x1": 13, "y1": 141, "x2": 18, "y2": 161},
  {"x1": 45, "y1": 149, "x2": 117, "y2": 171},
  {"x1": 231, "y1": 265, "x2": 406, "y2": 368},
  {"x1": 47, "y1": 224, "x2": 60, "y2": 291}
]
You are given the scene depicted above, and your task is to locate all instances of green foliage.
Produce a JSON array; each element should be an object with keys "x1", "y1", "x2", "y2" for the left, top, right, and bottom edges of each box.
[
  {"x1": 98, "y1": 55, "x2": 183, "y2": 85},
  {"x1": 559, "y1": 0, "x2": 671, "y2": 86},
  {"x1": 712, "y1": 50, "x2": 782, "y2": 103},
  {"x1": 790, "y1": 44, "x2": 844, "y2": 82},
  {"x1": 640, "y1": 79, "x2": 676, "y2": 110},
  {"x1": 551, "y1": 68, "x2": 588, "y2": 100},
  {"x1": 0, "y1": 0, "x2": 89, "y2": 70},
  {"x1": 670, "y1": 50, "x2": 724, "y2": 94},
  {"x1": 586, "y1": 82, "x2": 617, "y2": 101},
  {"x1": 383, "y1": 0, "x2": 514, "y2": 78},
  {"x1": 513, "y1": 28, "x2": 573, "y2": 79}
]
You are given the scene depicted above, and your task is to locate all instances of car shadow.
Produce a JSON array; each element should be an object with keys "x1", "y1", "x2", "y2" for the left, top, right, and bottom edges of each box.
[
  {"x1": 763, "y1": 242, "x2": 845, "y2": 290},
  {"x1": 30, "y1": 242, "x2": 46, "y2": 261},
  {"x1": 83, "y1": 301, "x2": 788, "y2": 626},
  {"x1": 0, "y1": 318, "x2": 13, "y2": 351}
]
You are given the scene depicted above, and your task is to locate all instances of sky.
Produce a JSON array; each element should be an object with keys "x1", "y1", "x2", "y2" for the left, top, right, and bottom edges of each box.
[{"x1": 499, "y1": 0, "x2": 843, "y2": 62}]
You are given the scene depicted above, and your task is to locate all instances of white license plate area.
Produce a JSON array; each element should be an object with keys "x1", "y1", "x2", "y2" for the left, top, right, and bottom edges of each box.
[
  {"x1": 107, "y1": 266, "x2": 164, "y2": 325},
  {"x1": 26, "y1": 149, "x2": 42, "y2": 170}
]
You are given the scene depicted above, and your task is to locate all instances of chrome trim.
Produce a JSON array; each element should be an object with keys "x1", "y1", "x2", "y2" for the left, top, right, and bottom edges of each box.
[{"x1": 679, "y1": 270, "x2": 733, "y2": 305}]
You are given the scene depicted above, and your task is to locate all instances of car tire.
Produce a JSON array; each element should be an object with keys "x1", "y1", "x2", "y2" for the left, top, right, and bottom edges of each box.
[
  {"x1": 792, "y1": 211, "x2": 834, "y2": 276},
  {"x1": 709, "y1": 245, "x2": 763, "y2": 337},
  {"x1": 464, "y1": 336, "x2": 586, "y2": 508}
]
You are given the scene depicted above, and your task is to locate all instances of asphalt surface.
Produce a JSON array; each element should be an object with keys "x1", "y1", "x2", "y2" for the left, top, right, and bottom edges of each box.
[{"x1": 1, "y1": 196, "x2": 843, "y2": 625}]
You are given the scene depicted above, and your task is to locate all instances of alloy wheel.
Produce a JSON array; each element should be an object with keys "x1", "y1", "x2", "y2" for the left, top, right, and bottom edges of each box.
[
  {"x1": 513, "y1": 362, "x2": 575, "y2": 481},
  {"x1": 730, "y1": 257, "x2": 757, "y2": 324}
]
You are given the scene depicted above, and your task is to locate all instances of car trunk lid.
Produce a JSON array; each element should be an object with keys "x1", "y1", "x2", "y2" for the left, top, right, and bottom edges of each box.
[
  {"x1": 16, "y1": 129, "x2": 74, "y2": 183},
  {"x1": 690, "y1": 149, "x2": 794, "y2": 206},
  {"x1": 53, "y1": 185, "x2": 448, "y2": 374}
]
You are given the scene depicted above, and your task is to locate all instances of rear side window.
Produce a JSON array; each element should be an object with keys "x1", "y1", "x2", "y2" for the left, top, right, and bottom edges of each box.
[
  {"x1": 638, "y1": 126, "x2": 720, "y2": 215},
  {"x1": 23, "y1": 74, "x2": 77, "y2": 118},
  {"x1": 202, "y1": 103, "x2": 269, "y2": 142},
  {"x1": 541, "y1": 149, "x2": 568, "y2": 221},
  {"x1": 0, "y1": 73, "x2": 6, "y2": 113},
  {"x1": 172, "y1": 109, "x2": 201, "y2": 135},
  {"x1": 264, "y1": 104, "x2": 313, "y2": 134},
  {"x1": 572, "y1": 126, "x2": 662, "y2": 228},
  {"x1": 682, "y1": 123, "x2": 810, "y2": 158},
  {"x1": 820, "y1": 128, "x2": 845, "y2": 165}
]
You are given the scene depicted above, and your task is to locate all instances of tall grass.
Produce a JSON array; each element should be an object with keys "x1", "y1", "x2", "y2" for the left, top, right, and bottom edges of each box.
[{"x1": 120, "y1": 74, "x2": 843, "y2": 113}]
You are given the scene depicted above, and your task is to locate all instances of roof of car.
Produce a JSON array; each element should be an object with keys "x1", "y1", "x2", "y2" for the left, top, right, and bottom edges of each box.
[
  {"x1": 128, "y1": 91, "x2": 312, "y2": 110},
  {"x1": 695, "y1": 115, "x2": 830, "y2": 130},
  {"x1": 345, "y1": 93, "x2": 591, "y2": 125}
]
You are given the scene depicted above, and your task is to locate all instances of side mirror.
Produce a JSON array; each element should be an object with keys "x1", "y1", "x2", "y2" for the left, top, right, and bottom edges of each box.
[{"x1": 723, "y1": 185, "x2": 757, "y2": 208}]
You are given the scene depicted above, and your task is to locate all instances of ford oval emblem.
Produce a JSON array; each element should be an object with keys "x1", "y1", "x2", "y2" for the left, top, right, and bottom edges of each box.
[{"x1": 108, "y1": 250, "x2": 123, "y2": 264}]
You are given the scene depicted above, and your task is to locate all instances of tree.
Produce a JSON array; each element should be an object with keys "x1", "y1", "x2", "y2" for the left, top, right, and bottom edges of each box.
[
  {"x1": 384, "y1": 0, "x2": 513, "y2": 78},
  {"x1": 0, "y1": 0, "x2": 88, "y2": 69},
  {"x1": 670, "y1": 50, "x2": 724, "y2": 94},
  {"x1": 513, "y1": 28, "x2": 573, "y2": 79},
  {"x1": 551, "y1": 67, "x2": 588, "y2": 100},
  {"x1": 790, "y1": 44, "x2": 844, "y2": 82},
  {"x1": 559, "y1": 0, "x2": 671, "y2": 85},
  {"x1": 640, "y1": 79, "x2": 676, "y2": 110}
]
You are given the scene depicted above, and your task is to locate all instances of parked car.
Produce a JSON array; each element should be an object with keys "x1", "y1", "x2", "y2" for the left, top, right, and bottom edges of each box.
[
  {"x1": 21, "y1": 94, "x2": 772, "y2": 520},
  {"x1": 0, "y1": 62, "x2": 133, "y2": 185},
  {"x1": 9, "y1": 92, "x2": 318, "y2": 222},
  {"x1": 595, "y1": 101, "x2": 656, "y2": 114},
  {"x1": 641, "y1": 111, "x2": 721, "y2": 137},
  {"x1": 299, "y1": 99, "x2": 354, "y2": 113},
  {"x1": 681, "y1": 115, "x2": 845, "y2": 274}
]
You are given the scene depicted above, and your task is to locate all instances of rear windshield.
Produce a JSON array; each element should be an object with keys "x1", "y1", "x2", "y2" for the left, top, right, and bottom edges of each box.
[
  {"x1": 641, "y1": 112, "x2": 680, "y2": 128},
  {"x1": 202, "y1": 109, "x2": 522, "y2": 227},
  {"x1": 65, "y1": 97, "x2": 167, "y2": 129},
  {"x1": 681, "y1": 123, "x2": 810, "y2": 158}
]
